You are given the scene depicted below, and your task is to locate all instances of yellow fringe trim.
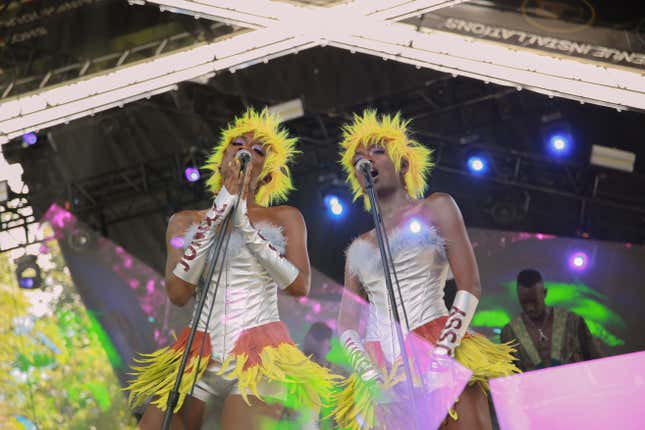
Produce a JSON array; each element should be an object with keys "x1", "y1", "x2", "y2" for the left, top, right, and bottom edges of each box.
[
  {"x1": 217, "y1": 342, "x2": 340, "y2": 412},
  {"x1": 331, "y1": 360, "x2": 403, "y2": 430},
  {"x1": 332, "y1": 335, "x2": 519, "y2": 429},
  {"x1": 455, "y1": 334, "x2": 520, "y2": 391},
  {"x1": 124, "y1": 346, "x2": 210, "y2": 413},
  {"x1": 332, "y1": 374, "x2": 376, "y2": 430}
]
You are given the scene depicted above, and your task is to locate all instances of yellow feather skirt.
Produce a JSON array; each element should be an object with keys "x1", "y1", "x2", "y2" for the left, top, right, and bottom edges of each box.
[
  {"x1": 332, "y1": 317, "x2": 520, "y2": 430},
  {"x1": 125, "y1": 322, "x2": 340, "y2": 414}
]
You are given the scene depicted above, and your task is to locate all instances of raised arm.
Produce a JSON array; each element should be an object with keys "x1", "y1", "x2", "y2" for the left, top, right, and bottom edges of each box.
[
  {"x1": 164, "y1": 212, "x2": 199, "y2": 307},
  {"x1": 273, "y1": 206, "x2": 312, "y2": 297},
  {"x1": 427, "y1": 193, "x2": 481, "y2": 299},
  {"x1": 165, "y1": 159, "x2": 244, "y2": 306}
]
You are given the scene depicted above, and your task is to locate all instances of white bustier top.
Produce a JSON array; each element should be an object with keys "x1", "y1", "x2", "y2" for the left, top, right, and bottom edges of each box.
[
  {"x1": 346, "y1": 222, "x2": 450, "y2": 363},
  {"x1": 184, "y1": 222, "x2": 285, "y2": 361}
]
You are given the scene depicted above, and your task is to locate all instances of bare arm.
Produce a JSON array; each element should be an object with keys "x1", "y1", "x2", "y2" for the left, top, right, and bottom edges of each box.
[
  {"x1": 274, "y1": 206, "x2": 311, "y2": 297},
  {"x1": 427, "y1": 193, "x2": 481, "y2": 355},
  {"x1": 338, "y1": 258, "x2": 368, "y2": 336},
  {"x1": 337, "y1": 254, "x2": 382, "y2": 381},
  {"x1": 427, "y1": 193, "x2": 481, "y2": 299},
  {"x1": 164, "y1": 212, "x2": 198, "y2": 307}
]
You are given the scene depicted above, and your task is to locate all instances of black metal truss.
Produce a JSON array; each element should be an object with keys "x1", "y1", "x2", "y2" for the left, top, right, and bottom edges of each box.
[{"x1": 0, "y1": 193, "x2": 39, "y2": 252}]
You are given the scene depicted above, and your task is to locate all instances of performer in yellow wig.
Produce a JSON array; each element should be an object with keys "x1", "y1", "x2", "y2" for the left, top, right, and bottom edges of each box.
[
  {"x1": 126, "y1": 107, "x2": 337, "y2": 429},
  {"x1": 333, "y1": 110, "x2": 519, "y2": 430}
]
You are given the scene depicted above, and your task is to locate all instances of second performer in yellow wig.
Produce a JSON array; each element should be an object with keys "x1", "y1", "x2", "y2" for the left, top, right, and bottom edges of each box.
[{"x1": 339, "y1": 109, "x2": 433, "y2": 210}]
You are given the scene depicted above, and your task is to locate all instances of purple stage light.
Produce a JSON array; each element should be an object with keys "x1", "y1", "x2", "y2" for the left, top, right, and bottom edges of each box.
[
  {"x1": 184, "y1": 167, "x2": 200, "y2": 182},
  {"x1": 569, "y1": 251, "x2": 589, "y2": 271},
  {"x1": 22, "y1": 132, "x2": 37, "y2": 146}
]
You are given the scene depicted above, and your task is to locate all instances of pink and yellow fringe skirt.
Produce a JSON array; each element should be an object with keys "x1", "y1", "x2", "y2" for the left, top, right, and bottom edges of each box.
[
  {"x1": 126, "y1": 321, "x2": 338, "y2": 413},
  {"x1": 332, "y1": 317, "x2": 520, "y2": 430}
]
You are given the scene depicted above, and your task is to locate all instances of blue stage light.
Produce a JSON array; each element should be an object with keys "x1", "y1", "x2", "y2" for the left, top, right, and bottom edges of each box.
[
  {"x1": 467, "y1": 155, "x2": 487, "y2": 174},
  {"x1": 548, "y1": 133, "x2": 572, "y2": 156},
  {"x1": 324, "y1": 195, "x2": 344, "y2": 218}
]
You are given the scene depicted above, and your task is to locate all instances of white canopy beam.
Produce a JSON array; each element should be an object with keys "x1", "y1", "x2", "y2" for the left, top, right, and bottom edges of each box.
[{"x1": 1, "y1": 0, "x2": 644, "y2": 143}]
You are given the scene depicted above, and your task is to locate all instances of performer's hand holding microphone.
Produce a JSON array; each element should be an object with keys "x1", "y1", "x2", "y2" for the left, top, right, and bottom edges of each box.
[
  {"x1": 220, "y1": 149, "x2": 252, "y2": 196},
  {"x1": 233, "y1": 148, "x2": 300, "y2": 290},
  {"x1": 172, "y1": 149, "x2": 251, "y2": 285}
]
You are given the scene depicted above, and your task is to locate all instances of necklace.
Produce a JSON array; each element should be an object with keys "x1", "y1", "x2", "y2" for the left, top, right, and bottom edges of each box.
[{"x1": 526, "y1": 308, "x2": 552, "y2": 345}]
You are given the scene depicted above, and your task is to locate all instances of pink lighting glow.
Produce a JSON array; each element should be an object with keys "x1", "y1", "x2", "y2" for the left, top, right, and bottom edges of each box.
[
  {"x1": 491, "y1": 351, "x2": 645, "y2": 430},
  {"x1": 568, "y1": 251, "x2": 589, "y2": 271}
]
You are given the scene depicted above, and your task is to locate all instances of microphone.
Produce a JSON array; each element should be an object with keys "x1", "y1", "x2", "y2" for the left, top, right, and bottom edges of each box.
[
  {"x1": 236, "y1": 149, "x2": 251, "y2": 168},
  {"x1": 355, "y1": 158, "x2": 373, "y2": 176}
]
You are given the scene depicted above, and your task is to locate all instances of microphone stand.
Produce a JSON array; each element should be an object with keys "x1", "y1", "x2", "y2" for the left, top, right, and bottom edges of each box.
[
  {"x1": 160, "y1": 159, "x2": 249, "y2": 430},
  {"x1": 360, "y1": 164, "x2": 423, "y2": 430}
]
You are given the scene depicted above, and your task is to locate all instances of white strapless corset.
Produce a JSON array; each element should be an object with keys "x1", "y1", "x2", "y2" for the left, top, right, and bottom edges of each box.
[
  {"x1": 184, "y1": 222, "x2": 286, "y2": 361},
  {"x1": 346, "y1": 221, "x2": 450, "y2": 363}
]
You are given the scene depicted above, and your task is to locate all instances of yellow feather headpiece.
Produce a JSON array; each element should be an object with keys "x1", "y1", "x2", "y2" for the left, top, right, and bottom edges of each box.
[
  {"x1": 203, "y1": 107, "x2": 299, "y2": 207},
  {"x1": 339, "y1": 109, "x2": 434, "y2": 210}
]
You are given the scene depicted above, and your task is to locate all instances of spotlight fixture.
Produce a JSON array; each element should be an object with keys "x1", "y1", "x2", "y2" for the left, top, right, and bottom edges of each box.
[
  {"x1": 14, "y1": 255, "x2": 42, "y2": 290},
  {"x1": 540, "y1": 116, "x2": 574, "y2": 159}
]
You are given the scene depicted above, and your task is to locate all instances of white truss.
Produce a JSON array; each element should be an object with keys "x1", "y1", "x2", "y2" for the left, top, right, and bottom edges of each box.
[{"x1": 1, "y1": 0, "x2": 643, "y2": 143}]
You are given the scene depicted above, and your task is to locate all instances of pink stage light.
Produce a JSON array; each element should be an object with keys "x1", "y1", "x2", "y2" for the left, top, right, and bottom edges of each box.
[
  {"x1": 491, "y1": 351, "x2": 645, "y2": 430},
  {"x1": 568, "y1": 251, "x2": 589, "y2": 271}
]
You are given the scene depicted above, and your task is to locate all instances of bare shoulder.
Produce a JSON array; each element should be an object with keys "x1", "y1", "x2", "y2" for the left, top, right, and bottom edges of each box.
[
  {"x1": 356, "y1": 229, "x2": 374, "y2": 242},
  {"x1": 424, "y1": 192, "x2": 457, "y2": 209},
  {"x1": 267, "y1": 204, "x2": 305, "y2": 227},
  {"x1": 421, "y1": 193, "x2": 465, "y2": 229},
  {"x1": 167, "y1": 210, "x2": 201, "y2": 234},
  {"x1": 345, "y1": 229, "x2": 375, "y2": 253}
]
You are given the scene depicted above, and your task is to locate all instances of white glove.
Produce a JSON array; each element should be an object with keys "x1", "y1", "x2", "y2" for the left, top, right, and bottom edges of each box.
[
  {"x1": 434, "y1": 290, "x2": 479, "y2": 357},
  {"x1": 172, "y1": 187, "x2": 237, "y2": 285},
  {"x1": 234, "y1": 199, "x2": 299, "y2": 289},
  {"x1": 340, "y1": 330, "x2": 382, "y2": 382}
]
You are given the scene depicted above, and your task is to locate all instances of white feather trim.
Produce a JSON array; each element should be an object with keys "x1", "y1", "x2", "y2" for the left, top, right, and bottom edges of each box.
[{"x1": 346, "y1": 223, "x2": 446, "y2": 281}]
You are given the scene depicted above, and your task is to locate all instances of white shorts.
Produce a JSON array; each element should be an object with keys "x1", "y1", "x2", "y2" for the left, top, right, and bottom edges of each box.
[{"x1": 191, "y1": 360, "x2": 286, "y2": 403}]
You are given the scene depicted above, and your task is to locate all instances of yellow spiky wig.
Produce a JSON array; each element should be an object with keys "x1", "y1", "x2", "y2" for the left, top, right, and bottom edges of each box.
[
  {"x1": 203, "y1": 107, "x2": 299, "y2": 207},
  {"x1": 339, "y1": 109, "x2": 434, "y2": 210}
]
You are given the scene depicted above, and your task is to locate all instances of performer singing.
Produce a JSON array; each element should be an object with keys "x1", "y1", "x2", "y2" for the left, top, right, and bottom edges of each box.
[
  {"x1": 333, "y1": 110, "x2": 519, "y2": 430},
  {"x1": 126, "y1": 108, "x2": 336, "y2": 429}
]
